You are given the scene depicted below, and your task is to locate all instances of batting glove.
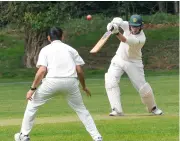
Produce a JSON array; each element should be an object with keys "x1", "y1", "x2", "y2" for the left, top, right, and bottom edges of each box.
[
  {"x1": 111, "y1": 24, "x2": 119, "y2": 34},
  {"x1": 107, "y1": 22, "x2": 113, "y2": 31},
  {"x1": 112, "y1": 17, "x2": 123, "y2": 27},
  {"x1": 107, "y1": 23, "x2": 119, "y2": 34}
]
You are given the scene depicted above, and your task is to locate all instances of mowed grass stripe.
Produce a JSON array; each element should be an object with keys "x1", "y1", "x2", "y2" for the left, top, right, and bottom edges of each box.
[
  {"x1": 0, "y1": 74, "x2": 178, "y2": 85},
  {"x1": 0, "y1": 114, "x2": 178, "y2": 126},
  {"x1": 0, "y1": 78, "x2": 178, "y2": 87},
  {"x1": 0, "y1": 116, "x2": 178, "y2": 141}
]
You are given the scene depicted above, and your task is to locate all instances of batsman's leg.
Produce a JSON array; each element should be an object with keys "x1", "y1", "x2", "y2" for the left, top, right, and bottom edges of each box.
[
  {"x1": 105, "y1": 62, "x2": 124, "y2": 116},
  {"x1": 125, "y1": 61, "x2": 162, "y2": 115},
  {"x1": 139, "y1": 82, "x2": 162, "y2": 115},
  {"x1": 66, "y1": 79, "x2": 102, "y2": 141},
  {"x1": 139, "y1": 83, "x2": 157, "y2": 111}
]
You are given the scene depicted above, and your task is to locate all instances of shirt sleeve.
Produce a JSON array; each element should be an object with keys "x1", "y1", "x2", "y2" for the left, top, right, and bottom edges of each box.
[
  {"x1": 69, "y1": 47, "x2": 85, "y2": 66},
  {"x1": 36, "y1": 49, "x2": 48, "y2": 68},
  {"x1": 126, "y1": 36, "x2": 140, "y2": 46},
  {"x1": 126, "y1": 32, "x2": 146, "y2": 47},
  {"x1": 120, "y1": 21, "x2": 129, "y2": 32}
]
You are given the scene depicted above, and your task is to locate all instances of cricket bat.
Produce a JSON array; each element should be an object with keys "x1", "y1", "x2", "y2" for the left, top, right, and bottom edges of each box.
[{"x1": 90, "y1": 27, "x2": 114, "y2": 53}]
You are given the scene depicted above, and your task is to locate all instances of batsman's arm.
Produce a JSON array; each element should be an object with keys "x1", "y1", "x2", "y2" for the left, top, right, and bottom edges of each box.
[
  {"x1": 116, "y1": 32, "x2": 127, "y2": 43},
  {"x1": 111, "y1": 18, "x2": 129, "y2": 32},
  {"x1": 76, "y1": 65, "x2": 91, "y2": 97},
  {"x1": 31, "y1": 66, "x2": 47, "y2": 89}
]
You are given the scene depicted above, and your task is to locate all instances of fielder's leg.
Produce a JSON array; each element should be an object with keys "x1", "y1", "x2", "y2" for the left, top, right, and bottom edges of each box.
[
  {"x1": 66, "y1": 79, "x2": 102, "y2": 141},
  {"x1": 17, "y1": 79, "x2": 58, "y2": 139},
  {"x1": 125, "y1": 61, "x2": 163, "y2": 115},
  {"x1": 105, "y1": 62, "x2": 124, "y2": 116}
]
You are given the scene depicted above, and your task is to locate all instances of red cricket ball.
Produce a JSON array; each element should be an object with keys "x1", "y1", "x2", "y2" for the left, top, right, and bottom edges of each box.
[{"x1": 86, "y1": 15, "x2": 92, "y2": 20}]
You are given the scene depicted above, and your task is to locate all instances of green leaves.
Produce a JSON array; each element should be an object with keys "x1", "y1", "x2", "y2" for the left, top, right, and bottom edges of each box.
[
  {"x1": 1, "y1": 2, "x2": 71, "y2": 31},
  {"x1": 24, "y1": 7, "x2": 65, "y2": 31}
]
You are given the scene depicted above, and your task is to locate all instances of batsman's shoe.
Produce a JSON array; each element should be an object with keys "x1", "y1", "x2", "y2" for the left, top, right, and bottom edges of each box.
[
  {"x1": 94, "y1": 137, "x2": 103, "y2": 141},
  {"x1": 151, "y1": 106, "x2": 163, "y2": 115},
  {"x1": 14, "y1": 133, "x2": 30, "y2": 141},
  {"x1": 109, "y1": 109, "x2": 124, "y2": 116}
]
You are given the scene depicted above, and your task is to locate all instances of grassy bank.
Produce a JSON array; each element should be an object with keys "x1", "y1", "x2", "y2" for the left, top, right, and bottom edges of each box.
[{"x1": 0, "y1": 13, "x2": 179, "y2": 78}]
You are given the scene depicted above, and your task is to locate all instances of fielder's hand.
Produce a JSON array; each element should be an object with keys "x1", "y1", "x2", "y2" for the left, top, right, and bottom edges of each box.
[
  {"x1": 26, "y1": 90, "x2": 34, "y2": 101},
  {"x1": 83, "y1": 87, "x2": 91, "y2": 97}
]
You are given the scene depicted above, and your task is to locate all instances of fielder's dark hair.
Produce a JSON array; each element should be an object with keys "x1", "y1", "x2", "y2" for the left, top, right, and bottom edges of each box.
[{"x1": 48, "y1": 27, "x2": 63, "y2": 41}]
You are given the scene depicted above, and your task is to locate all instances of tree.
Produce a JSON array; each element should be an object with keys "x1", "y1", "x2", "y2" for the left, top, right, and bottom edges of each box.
[
  {"x1": 23, "y1": 2, "x2": 72, "y2": 68},
  {"x1": 1, "y1": 1, "x2": 177, "y2": 68},
  {"x1": 1, "y1": 1, "x2": 80, "y2": 68},
  {"x1": 1, "y1": 1, "x2": 126, "y2": 68},
  {"x1": 174, "y1": 1, "x2": 179, "y2": 15},
  {"x1": 158, "y1": 1, "x2": 166, "y2": 13}
]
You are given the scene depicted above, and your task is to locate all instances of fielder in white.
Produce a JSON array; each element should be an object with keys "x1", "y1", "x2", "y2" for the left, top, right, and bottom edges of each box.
[
  {"x1": 14, "y1": 27, "x2": 102, "y2": 141},
  {"x1": 105, "y1": 15, "x2": 163, "y2": 116}
]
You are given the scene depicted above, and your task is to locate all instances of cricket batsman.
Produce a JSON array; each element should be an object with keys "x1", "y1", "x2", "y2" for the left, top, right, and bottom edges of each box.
[
  {"x1": 14, "y1": 27, "x2": 102, "y2": 141},
  {"x1": 105, "y1": 14, "x2": 163, "y2": 116}
]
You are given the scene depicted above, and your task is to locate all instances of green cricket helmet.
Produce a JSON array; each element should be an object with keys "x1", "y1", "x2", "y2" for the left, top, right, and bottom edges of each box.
[{"x1": 129, "y1": 15, "x2": 143, "y2": 27}]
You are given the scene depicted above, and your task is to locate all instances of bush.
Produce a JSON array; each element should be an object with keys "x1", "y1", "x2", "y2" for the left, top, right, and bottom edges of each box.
[{"x1": 142, "y1": 12, "x2": 179, "y2": 24}]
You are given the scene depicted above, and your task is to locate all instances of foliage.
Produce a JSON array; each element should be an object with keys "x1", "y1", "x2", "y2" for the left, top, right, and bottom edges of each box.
[
  {"x1": 0, "y1": 1, "x2": 123, "y2": 31},
  {"x1": 0, "y1": 13, "x2": 179, "y2": 78},
  {"x1": 142, "y1": 27, "x2": 179, "y2": 69},
  {"x1": 24, "y1": 2, "x2": 73, "y2": 31},
  {"x1": 0, "y1": 34, "x2": 24, "y2": 70},
  {"x1": 1, "y1": 1, "x2": 178, "y2": 30},
  {"x1": 1, "y1": 1, "x2": 178, "y2": 68},
  {"x1": 143, "y1": 12, "x2": 179, "y2": 24}
]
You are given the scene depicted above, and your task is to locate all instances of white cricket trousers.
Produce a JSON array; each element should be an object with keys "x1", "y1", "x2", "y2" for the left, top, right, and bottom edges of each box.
[
  {"x1": 105, "y1": 55, "x2": 157, "y2": 113},
  {"x1": 20, "y1": 78, "x2": 102, "y2": 140}
]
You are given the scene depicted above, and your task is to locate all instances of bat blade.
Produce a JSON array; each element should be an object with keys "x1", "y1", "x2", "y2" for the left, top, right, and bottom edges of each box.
[{"x1": 90, "y1": 31, "x2": 112, "y2": 53}]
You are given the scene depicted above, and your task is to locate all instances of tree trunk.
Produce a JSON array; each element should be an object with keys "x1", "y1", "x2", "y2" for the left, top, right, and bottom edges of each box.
[
  {"x1": 24, "y1": 28, "x2": 48, "y2": 68},
  {"x1": 117, "y1": 1, "x2": 121, "y2": 16},
  {"x1": 174, "y1": 1, "x2": 179, "y2": 15},
  {"x1": 125, "y1": 2, "x2": 129, "y2": 21},
  {"x1": 131, "y1": 2, "x2": 135, "y2": 14},
  {"x1": 158, "y1": 1, "x2": 166, "y2": 13}
]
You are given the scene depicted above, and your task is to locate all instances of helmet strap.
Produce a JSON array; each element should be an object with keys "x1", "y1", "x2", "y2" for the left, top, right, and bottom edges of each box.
[{"x1": 129, "y1": 25, "x2": 142, "y2": 35}]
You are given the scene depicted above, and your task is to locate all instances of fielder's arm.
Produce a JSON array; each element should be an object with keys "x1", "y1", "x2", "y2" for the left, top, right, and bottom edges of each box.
[
  {"x1": 26, "y1": 66, "x2": 47, "y2": 101},
  {"x1": 31, "y1": 66, "x2": 47, "y2": 89},
  {"x1": 76, "y1": 65, "x2": 91, "y2": 97},
  {"x1": 76, "y1": 65, "x2": 86, "y2": 88}
]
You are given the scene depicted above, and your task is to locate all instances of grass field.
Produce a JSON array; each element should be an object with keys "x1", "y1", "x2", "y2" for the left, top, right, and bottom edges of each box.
[{"x1": 0, "y1": 73, "x2": 179, "y2": 141}]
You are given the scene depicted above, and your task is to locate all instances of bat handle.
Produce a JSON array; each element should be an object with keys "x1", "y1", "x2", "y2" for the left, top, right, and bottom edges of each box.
[{"x1": 110, "y1": 26, "x2": 114, "y2": 31}]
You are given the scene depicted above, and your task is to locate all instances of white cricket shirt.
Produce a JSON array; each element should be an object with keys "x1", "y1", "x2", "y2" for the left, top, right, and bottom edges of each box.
[
  {"x1": 36, "y1": 40, "x2": 85, "y2": 78},
  {"x1": 116, "y1": 21, "x2": 146, "y2": 61}
]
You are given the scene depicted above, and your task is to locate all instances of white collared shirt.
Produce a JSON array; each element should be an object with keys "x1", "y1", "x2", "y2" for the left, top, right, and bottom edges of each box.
[
  {"x1": 116, "y1": 21, "x2": 146, "y2": 61},
  {"x1": 36, "y1": 40, "x2": 85, "y2": 78}
]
